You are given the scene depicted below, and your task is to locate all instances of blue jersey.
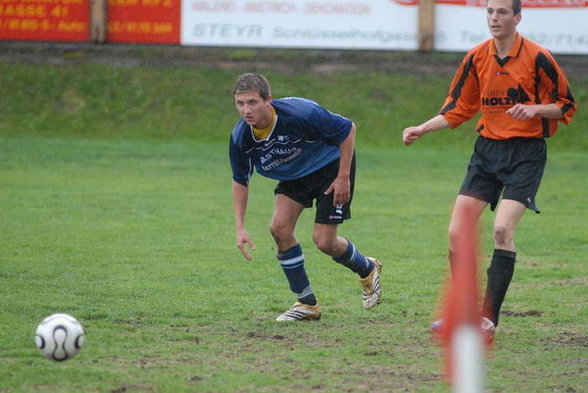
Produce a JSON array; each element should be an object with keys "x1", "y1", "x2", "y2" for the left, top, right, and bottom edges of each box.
[{"x1": 229, "y1": 97, "x2": 352, "y2": 185}]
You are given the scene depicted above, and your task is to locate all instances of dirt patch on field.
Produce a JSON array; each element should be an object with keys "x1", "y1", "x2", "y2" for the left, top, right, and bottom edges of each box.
[
  {"x1": 2, "y1": 41, "x2": 588, "y2": 78},
  {"x1": 502, "y1": 309, "x2": 543, "y2": 318},
  {"x1": 545, "y1": 331, "x2": 588, "y2": 347}
]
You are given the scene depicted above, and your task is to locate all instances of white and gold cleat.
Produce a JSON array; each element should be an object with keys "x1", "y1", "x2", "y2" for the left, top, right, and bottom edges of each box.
[
  {"x1": 359, "y1": 258, "x2": 382, "y2": 309},
  {"x1": 276, "y1": 302, "x2": 322, "y2": 322}
]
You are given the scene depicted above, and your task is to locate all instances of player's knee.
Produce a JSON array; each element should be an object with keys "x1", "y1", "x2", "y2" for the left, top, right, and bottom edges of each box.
[
  {"x1": 315, "y1": 242, "x2": 335, "y2": 256},
  {"x1": 447, "y1": 225, "x2": 461, "y2": 249},
  {"x1": 269, "y1": 222, "x2": 290, "y2": 244},
  {"x1": 312, "y1": 235, "x2": 336, "y2": 256},
  {"x1": 493, "y1": 224, "x2": 514, "y2": 248}
]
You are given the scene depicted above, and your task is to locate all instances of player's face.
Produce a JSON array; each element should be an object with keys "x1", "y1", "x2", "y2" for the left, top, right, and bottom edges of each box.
[
  {"x1": 234, "y1": 91, "x2": 273, "y2": 129},
  {"x1": 486, "y1": 0, "x2": 521, "y2": 40}
]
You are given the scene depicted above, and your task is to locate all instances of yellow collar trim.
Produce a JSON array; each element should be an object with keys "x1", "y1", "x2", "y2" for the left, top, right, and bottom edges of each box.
[{"x1": 252, "y1": 106, "x2": 276, "y2": 141}]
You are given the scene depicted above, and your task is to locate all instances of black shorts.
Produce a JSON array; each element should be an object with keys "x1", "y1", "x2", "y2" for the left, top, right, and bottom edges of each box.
[
  {"x1": 459, "y1": 136, "x2": 546, "y2": 213},
  {"x1": 274, "y1": 154, "x2": 356, "y2": 224}
]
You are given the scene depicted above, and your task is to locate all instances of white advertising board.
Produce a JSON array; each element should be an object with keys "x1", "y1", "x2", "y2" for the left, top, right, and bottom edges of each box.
[
  {"x1": 181, "y1": 0, "x2": 588, "y2": 54},
  {"x1": 435, "y1": 2, "x2": 588, "y2": 55},
  {"x1": 181, "y1": 0, "x2": 419, "y2": 50}
]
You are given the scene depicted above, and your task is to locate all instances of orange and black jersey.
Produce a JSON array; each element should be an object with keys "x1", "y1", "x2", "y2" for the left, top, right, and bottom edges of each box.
[{"x1": 440, "y1": 33, "x2": 576, "y2": 140}]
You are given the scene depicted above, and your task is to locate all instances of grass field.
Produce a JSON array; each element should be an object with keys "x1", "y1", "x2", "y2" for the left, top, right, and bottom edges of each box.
[
  {"x1": 1, "y1": 135, "x2": 586, "y2": 393},
  {"x1": 0, "y1": 53, "x2": 587, "y2": 392}
]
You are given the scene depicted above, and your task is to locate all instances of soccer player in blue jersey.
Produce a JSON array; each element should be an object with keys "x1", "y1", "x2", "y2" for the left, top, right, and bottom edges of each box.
[{"x1": 229, "y1": 73, "x2": 382, "y2": 321}]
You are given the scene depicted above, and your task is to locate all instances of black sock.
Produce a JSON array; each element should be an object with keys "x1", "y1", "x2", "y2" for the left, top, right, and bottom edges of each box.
[{"x1": 482, "y1": 249, "x2": 516, "y2": 326}]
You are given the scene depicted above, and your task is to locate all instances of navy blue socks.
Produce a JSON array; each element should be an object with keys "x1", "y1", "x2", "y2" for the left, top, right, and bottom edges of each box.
[
  {"x1": 277, "y1": 244, "x2": 317, "y2": 306},
  {"x1": 332, "y1": 239, "x2": 373, "y2": 278}
]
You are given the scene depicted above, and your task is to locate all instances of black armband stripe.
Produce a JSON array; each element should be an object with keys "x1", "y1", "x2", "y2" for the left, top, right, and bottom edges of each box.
[{"x1": 440, "y1": 54, "x2": 476, "y2": 114}]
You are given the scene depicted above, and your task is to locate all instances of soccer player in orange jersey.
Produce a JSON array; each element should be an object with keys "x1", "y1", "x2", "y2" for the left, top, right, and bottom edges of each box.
[{"x1": 402, "y1": 0, "x2": 576, "y2": 339}]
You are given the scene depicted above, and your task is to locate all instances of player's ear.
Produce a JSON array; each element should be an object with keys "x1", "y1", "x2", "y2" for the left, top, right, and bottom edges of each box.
[{"x1": 514, "y1": 13, "x2": 521, "y2": 25}]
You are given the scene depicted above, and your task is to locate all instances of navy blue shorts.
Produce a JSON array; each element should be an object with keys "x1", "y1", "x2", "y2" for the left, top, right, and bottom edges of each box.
[
  {"x1": 274, "y1": 154, "x2": 356, "y2": 224},
  {"x1": 459, "y1": 136, "x2": 546, "y2": 213}
]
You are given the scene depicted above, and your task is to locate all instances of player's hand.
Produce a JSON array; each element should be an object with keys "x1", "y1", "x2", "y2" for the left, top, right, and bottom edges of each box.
[
  {"x1": 402, "y1": 126, "x2": 424, "y2": 146},
  {"x1": 506, "y1": 104, "x2": 538, "y2": 121},
  {"x1": 324, "y1": 175, "x2": 351, "y2": 207},
  {"x1": 236, "y1": 228, "x2": 256, "y2": 261}
]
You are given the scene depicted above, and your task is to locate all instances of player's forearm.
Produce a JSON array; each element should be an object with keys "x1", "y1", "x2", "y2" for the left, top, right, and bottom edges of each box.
[
  {"x1": 420, "y1": 114, "x2": 451, "y2": 134},
  {"x1": 232, "y1": 181, "x2": 249, "y2": 229},
  {"x1": 338, "y1": 123, "x2": 356, "y2": 177},
  {"x1": 536, "y1": 103, "x2": 564, "y2": 119}
]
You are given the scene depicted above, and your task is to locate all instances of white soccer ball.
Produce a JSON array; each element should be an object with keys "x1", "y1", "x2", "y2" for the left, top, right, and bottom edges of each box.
[{"x1": 35, "y1": 313, "x2": 85, "y2": 361}]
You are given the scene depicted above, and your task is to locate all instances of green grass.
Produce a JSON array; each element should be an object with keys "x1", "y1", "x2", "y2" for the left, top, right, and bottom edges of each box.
[
  {"x1": 0, "y1": 60, "x2": 586, "y2": 150},
  {"x1": 1, "y1": 135, "x2": 586, "y2": 393},
  {"x1": 0, "y1": 56, "x2": 586, "y2": 392}
]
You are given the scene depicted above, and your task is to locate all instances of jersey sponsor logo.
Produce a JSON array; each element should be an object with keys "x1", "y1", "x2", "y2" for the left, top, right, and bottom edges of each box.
[
  {"x1": 481, "y1": 84, "x2": 530, "y2": 107},
  {"x1": 260, "y1": 146, "x2": 302, "y2": 163},
  {"x1": 260, "y1": 147, "x2": 303, "y2": 171}
]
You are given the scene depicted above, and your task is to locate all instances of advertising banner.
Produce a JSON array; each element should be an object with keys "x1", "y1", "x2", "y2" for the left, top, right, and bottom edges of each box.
[
  {"x1": 108, "y1": 0, "x2": 180, "y2": 44},
  {"x1": 181, "y1": 0, "x2": 588, "y2": 54},
  {"x1": 433, "y1": 0, "x2": 588, "y2": 54},
  {"x1": 0, "y1": 0, "x2": 89, "y2": 42},
  {"x1": 181, "y1": 0, "x2": 419, "y2": 50}
]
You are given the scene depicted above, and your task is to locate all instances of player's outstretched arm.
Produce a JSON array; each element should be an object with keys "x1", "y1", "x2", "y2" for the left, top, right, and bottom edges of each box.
[
  {"x1": 232, "y1": 181, "x2": 256, "y2": 261},
  {"x1": 402, "y1": 115, "x2": 450, "y2": 146}
]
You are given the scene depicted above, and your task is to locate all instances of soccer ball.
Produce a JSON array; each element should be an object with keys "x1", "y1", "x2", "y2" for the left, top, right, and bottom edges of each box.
[{"x1": 35, "y1": 313, "x2": 85, "y2": 361}]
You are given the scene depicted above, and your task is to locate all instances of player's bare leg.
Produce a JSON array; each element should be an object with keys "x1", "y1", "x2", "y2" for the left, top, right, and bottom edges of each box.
[
  {"x1": 271, "y1": 194, "x2": 320, "y2": 321},
  {"x1": 313, "y1": 223, "x2": 382, "y2": 309},
  {"x1": 492, "y1": 199, "x2": 526, "y2": 251},
  {"x1": 312, "y1": 223, "x2": 347, "y2": 256},
  {"x1": 432, "y1": 195, "x2": 492, "y2": 338},
  {"x1": 270, "y1": 194, "x2": 305, "y2": 251},
  {"x1": 447, "y1": 195, "x2": 487, "y2": 260}
]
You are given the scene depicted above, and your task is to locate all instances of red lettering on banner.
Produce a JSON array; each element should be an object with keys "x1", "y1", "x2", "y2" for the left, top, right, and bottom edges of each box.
[
  {"x1": 192, "y1": 1, "x2": 235, "y2": 12},
  {"x1": 304, "y1": 2, "x2": 370, "y2": 15},
  {"x1": 244, "y1": 2, "x2": 296, "y2": 13}
]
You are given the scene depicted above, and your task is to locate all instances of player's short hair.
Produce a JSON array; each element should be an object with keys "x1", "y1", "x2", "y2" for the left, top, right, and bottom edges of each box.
[
  {"x1": 232, "y1": 73, "x2": 272, "y2": 100},
  {"x1": 489, "y1": 0, "x2": 521, "y2": 15},
  {"x1": 511, "y1": 0, "x2": 521, "y2": 15}
]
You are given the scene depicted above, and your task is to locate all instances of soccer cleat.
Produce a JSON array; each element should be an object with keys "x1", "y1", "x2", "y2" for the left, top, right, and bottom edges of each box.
[
  {"x1": 359, "y1": 258, "x2": 382, "y2": 309},
  {"x1": 275, "y1": 302, "x2": 321, "y2": 322},
  {"x1": 429, "y1": 318, "x2": 444, "y2": 335},
  {"x1": 480, "y1": 317, "x2": 496, "y2": 343},
  {"x1": 429, "y1": 317, "x2": 496, "y2": 344}
]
